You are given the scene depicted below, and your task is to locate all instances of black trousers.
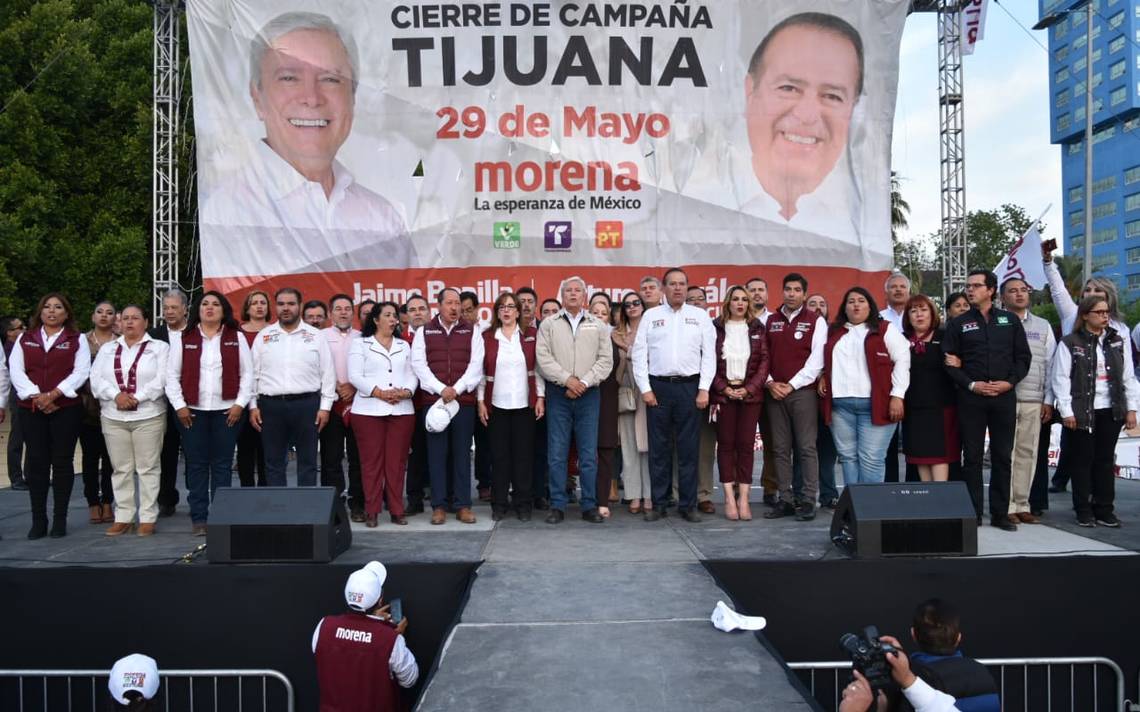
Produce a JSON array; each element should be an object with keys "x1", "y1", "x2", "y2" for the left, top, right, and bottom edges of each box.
[
  {"x1": 236, "y1": 413, "x2": 267, "y2": 487},
  {"x1": 1051, "y1": 427, "x2": 1072, "y2": 489},
  {"x1": 488, "y1": 406, "x2": 535, "y2": 512},
  {"x1": 79, "y1": 420, "x2": 113, "y2": 505},
  {"x1": 1067, "y1": 410, "x2": 1122, "y2": 519},
  {"x1": 1029, "y1": 418, "x2": 1052, "y2": 512},
  {"x1": 157, "y1": 405, "x2": 182, "y2": 507},
  {"x1": 406, "y1": 408, "x2": 428, "y2": 503},
  {"x1": 22, "y1": 405, "x2": 84, "y2": 522},
  {"x1": 956, "y1": 390, "x2": 1015, "y2": 520},
  {"x1": 647, "y1": 378, "x2": 700, "y2": 512},
  {"x1": 319, "y1": 409, "x2": 362, "y2": 509},
  {"x1": 473, "y1": 419, "x2": 491, "y2": 490},
  {"x1": 6, "y1": 392, "x2": 25, "y2": 485}
]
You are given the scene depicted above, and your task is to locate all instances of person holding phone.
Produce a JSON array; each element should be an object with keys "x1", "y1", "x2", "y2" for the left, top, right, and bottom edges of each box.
[{"x1": 312, "y1": 561, "x2": 418, "y2": 710}]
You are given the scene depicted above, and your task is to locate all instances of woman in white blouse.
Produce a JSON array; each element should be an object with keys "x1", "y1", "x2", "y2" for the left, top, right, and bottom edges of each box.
[
  {"x1": 90, "y1": 305, "x2": 170, "y2": 536},
  {"x1": 818, "y1": 287, "x2": 911, "y2": 485},
  {"x1": 348, "y1": 301, "x2": 418, "y2": 527},
  {"x1": 165, "y1": 291, "x2": 253, "y2": 536},
  {"x1": 478, "y1": 292, "x2": 545, "y2": 521}
]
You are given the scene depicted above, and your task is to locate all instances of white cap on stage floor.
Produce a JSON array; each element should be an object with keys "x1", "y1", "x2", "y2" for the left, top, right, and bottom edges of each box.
[{"x1": 711, "y1": 601, "x2": 767, "y2": 633}]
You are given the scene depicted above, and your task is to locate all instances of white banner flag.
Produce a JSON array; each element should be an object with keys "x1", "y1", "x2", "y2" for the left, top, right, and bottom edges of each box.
[
  {"x1": 994, "y1": 224, "x2": 1047, "y2": 290},
  {"x1": 961, "y1": 0, "x2": 989, "y2": 56}
]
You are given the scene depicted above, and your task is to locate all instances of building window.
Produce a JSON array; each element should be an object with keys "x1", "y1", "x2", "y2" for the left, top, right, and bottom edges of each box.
[
  {"x1": 1057, "y1": 88, "x2": 1072, "y2": 107},
  {"x1": 1126, "y1": 192, "x2": 1140, "y2": 211},
  {"x1": 1075, "y1": 56, "x2": 1087, "y2": 73},
  {"x1": 1093, "y1": 71, "x2": 1103, "y2": 89},
  {"x1": 1056, "y1": 67, "x2": 1071, "y2": 84},
  {"x1": 1056, "y1": 44, "x2": 1071, "y2": 62},
  {"x1": 1071, "y1": 210, "x2": 1085, "y2": 228},
  {"x1": 1072, "y1": 235, "x2": 1085, "y2": 250},
  {"x1": 1111, "y1": 35, "x2": 1126, "y2": 53},
  {"x1": 1070, "y1": 186, "x2": 1084, "y2": 203},
  {"x1": 1058, "y1": 113, "x2": 1072, "y2": 131},
  {"x1": 1075, "y1": 9, "x2": 1087, "y2": 26},
  {"x1": 1126, "y1": 118, "x2": 1140, "y2": 132},
  {"x1": 1129, "y1": 248, "x2": 1140, "y2": 264},
  {"x1": 1111, "y1": 59, "x2": 1127, "y2": 79},
  {"x1": 1069, "y1": 141, "x2": 1084, "y2": 156},
  {"x1": 1093, "y1": 176, "x2": 1117, "y2": 194},
  {"x1": 1055, "y1": 18, "x2": 1069, "y2": 40},
  {"x1": 1112, "y1": 86, "x2": 1128, "y2": 105},
  {"x1": 1126, "y1": 166, "x2": 1140, "y2": 184},
  {"x1": 1128, "y1": 274, "x2": 1140, "y2": 291},
  {"x1": 1093, "y1": 202, "x2": 1118, "y2": 220},
  {"x1": 1076, "y1": 106, "x2": 1086, "y2": 123},
  {"x1": 1094, "y1": 125, "x2": 1116, "y2": 144},
  {"x1": 1110, "y1": 10, "x2": 1125, "y2": 29},
  {"x1": 1126, "y1": 219, "x2": 1140, "y2": 237},
  {"x1": 1093, "y1": 253, "x2": 1118, "y2": 270}
]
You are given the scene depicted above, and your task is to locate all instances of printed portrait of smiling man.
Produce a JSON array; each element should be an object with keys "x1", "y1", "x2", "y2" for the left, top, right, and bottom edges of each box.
[
  {"x1": 201, "y1": 11, "x2": 415, "y2": 278},
  {"x1": 742, "y1": 12, "x2": 863, "y2": 234}
]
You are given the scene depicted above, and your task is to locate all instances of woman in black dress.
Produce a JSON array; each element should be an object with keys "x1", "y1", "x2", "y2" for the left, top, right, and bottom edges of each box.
[{"x1": 902, "y1": 294, "x2": 959, "y2": 481}]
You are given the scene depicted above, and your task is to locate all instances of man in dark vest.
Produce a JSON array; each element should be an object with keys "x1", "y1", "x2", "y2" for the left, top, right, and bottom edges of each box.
[
  {"x1": 411, "y1": 288, "x2": 484, "y2": 525},
  {"x1": 312, "y1": 561, "x2": 418, "y2": 712},
  {"x1": 147, "y1": 288, "x2": 189, "y2": 517},
  {"x1": 764, "y1": 272, "x2": 827, "y2": 522},
  {"x1": 905, "y1": 598, "x2": 999, "y2": 712}
]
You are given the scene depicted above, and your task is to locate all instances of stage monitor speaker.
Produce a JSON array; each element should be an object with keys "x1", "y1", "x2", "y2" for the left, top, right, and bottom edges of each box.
[
  {"x1": 207, "y1": 487, "x2": 352, "y2": 564},
  {"x1": 829, "y1": 482, "x2": 977, "y2": 558}
]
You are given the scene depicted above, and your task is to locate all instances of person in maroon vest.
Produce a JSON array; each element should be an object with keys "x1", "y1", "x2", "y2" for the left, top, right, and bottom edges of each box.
[
  {"x1": 411, "y1": 288, "x2": 484, "y2": 524},
  {"x1": 763, "y1": 273, "x2": 827, "y2": 522},
  {"x1": 166, "y1": 292, "x2": 253, "y2": 536},
  {"x1": 9, "y1": 293, "x2": 92, "y2": 539},
  {"x1": 237, "y1": 290, "x2": 271, "y2": 488},
  {"x1": 818, "y1": 287, "x2": 911, "y2": 485},
  {"x1": 711, "y1": 285, "x2": 769, "y2": 521},
  {"x1": 312, "y1": 561, "x2": 418, "y2": 712},
  {"x1": 478, "y1": 292, "x2": 545, "y2": 521}
]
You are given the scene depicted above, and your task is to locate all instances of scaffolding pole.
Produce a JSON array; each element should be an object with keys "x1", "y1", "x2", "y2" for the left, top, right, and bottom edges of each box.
[
  {"x1": 152, "y1": 0, "x2": 180, "y2": 317},
  {"x1": 937, "y1": 0, "x2": 968, "y2": 299}
]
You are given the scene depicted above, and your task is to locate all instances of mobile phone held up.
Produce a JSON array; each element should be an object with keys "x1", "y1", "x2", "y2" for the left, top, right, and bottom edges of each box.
[{"x1": 388, "y1": 598, "x2": 403, "y2": 625}]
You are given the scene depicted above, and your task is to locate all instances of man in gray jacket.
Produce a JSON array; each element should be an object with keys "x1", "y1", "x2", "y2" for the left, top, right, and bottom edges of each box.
[
  {"x1": 535, "y1": 276, "x2": 614, "y2": 524},
  {"x1": 1000, "y1": 278, "x2": 1055, "y2": 523}
]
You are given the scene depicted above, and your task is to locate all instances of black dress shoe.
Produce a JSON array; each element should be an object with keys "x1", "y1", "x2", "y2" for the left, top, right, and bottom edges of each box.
[
  {"x1": 545, "y1": 509, "x2": 564, "y2": 525},
  {"x1": 491, "y1": 510, "x2": 506, "y2": 522},
  {"x1": 350, "y1": 510, "x2": 366, "y2": 523},
  {"x1": 49, "y1": 519, "x2": 67, "y2": 538},
  {"x1": 794, "y1": 503, "x2": 816, "y2": 521},
  {"x1": 764, "y1": 502, "x2": 796, "y2": 519},
  {"x1": 680, "y1": 510, "x2": 702, "y2": 523},
  {"x1": 517, "y1": 509, "x2": 532, "y2": 522},
  {"x1": 581, "y1": 508, "x2": 604, "y2": 523},
  {"x1": 991, "y1": 517, "x2": 1018, "y2": 532},
  {"x1": 158, "y1": 505, "x2": 176, "y2": 518},
  {"x1": 821, "y1": 498, "x2": 840, "y2": 510},
  {"x1": 1048, "y1": 485, "x2": 1067, "y2": 493},
  {"x1": 762, "y1": 493, "x2": 778, "y2": 507},
  {"x1": 533, "y1": 497, "x2": 550, "y2": 511},
  {"x1": 644, "y1": 509, "x2": 662, "y2": 522},
  {"x1": 1030, "y1": 509, "x2": 1045, "y2": 517},
  {"x1": 27, "y1": 521, "x2": 48, "y2": 540},
  {"x1": 10, "y1": 480, "x2": 28, "y2": 491},
  {"x1": 405, "y1": 502, "x2": 425, "y2": 516}
]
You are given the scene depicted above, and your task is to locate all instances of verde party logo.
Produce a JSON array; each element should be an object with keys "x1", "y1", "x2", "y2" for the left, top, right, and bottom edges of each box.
[{"x1": 493, "y1": 221, "x2": 521, "y2": 249}]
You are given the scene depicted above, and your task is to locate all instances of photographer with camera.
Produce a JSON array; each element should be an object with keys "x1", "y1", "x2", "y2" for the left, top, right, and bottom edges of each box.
[
  {"x1": 312, "y1": 561, "x2": 418, "y2": 711},
  {"x1": 839, "y1": 632, "x2": 957, "y2": 712}
]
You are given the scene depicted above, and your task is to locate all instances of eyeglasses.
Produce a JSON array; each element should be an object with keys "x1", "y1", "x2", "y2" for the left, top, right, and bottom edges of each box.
[
  {"x1": 1089, "y1": 309, "x2": 1110, "y2": 316},
  {"x1": 965, "y1": 282, "x2": 988, "y2": 290},
  {"x1": 497, "y1": 304, "x2": 518, "y2": 311},
  {"x1": 623, "y1": 300, "x2": 643, "y2": 309},
  {"x1": 685, "y1": 297, "x2": 705, "y2": 304}
]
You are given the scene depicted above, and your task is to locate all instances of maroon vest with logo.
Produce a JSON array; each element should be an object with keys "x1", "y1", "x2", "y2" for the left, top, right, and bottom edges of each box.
[
  {"x1": 18, "y1": 328, "x2": 82, "y2": 410},
  {"x1": 420, "y1": 316, "x2": 476, "y2": 406},
  {"x1": 180, "y1": 326, "x2": 241, "y2": 407},
  {"x1": 314, "y1": 612, "x2": 402, "y2": 712},
  {"x1": 482, "y1": 325, "x2": 539, "y2": 409},
  {"x1": 765, "y1": 308, "x2": 822, "y2": 384},
  {"x1": 821, "y1": 320, "x2": 896, "y2": 426}
]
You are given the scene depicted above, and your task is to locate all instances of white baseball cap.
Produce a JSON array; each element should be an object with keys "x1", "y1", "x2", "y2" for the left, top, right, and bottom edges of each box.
[
  {"x1": 425, "y1": 399, "x2": 460, "y2": 433},
  {"x1": 345, "y1": 561, "x2": 387, "y2": 611},
  {"x1": 710, "y1": 600, "x2": 767, "y2": 633},
  {"x1": 108, "y1": 654, "x2": 160, "y2": 704}
]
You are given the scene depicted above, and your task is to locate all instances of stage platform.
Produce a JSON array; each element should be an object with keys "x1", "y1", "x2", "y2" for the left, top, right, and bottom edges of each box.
[{"x1": 2, "y1": 472, "x2": 1138, "y2": 711}]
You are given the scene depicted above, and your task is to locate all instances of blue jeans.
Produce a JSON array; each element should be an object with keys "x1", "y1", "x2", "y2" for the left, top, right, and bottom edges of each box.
[
  {"x1": 829, "y1": 398, "x2": 896, "y2": 485},
  {"x1": 546, "y1": 384, "x2": 600, "y2": 512},
  {"x1": 177, "y1": 409, "x2": 241, "y2": 524},
  {"x1": 426, "y1": 404, "x2": 476, "y2": 509}
]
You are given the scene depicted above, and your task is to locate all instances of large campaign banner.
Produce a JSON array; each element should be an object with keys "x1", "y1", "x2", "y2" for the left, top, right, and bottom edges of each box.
[{"x1": 187, "y1": 0, "x2": 909, "y2": 313}]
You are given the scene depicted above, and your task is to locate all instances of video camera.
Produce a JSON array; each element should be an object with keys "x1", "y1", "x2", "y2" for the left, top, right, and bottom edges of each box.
[{"x1": 839, "y1": 625, "x2": 897, "y2": 691}]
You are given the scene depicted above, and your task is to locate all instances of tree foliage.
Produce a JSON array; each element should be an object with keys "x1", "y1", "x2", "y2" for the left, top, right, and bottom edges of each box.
[{"x1": 0, "y1": 0, "x2": 154, "y2": 322}]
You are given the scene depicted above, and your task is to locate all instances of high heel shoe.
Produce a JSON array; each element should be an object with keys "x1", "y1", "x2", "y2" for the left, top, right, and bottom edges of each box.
[
  {"x1": 88, "y1": 505, "x2": 102, "y2": 524},
  {"x1": 724, "y1": 496, "x2": 739, "y2": 521},
  {"x1": 738, "y1": 496, "x2": 753, "y2": 521},
  {"x1": 101, "y1": 503, "x2": 114, "y2": 523}
]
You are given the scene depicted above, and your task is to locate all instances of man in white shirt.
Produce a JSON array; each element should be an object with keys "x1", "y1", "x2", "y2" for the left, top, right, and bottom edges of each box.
[
  {"x1": 200, "y1": 12, "x2": 414, "y2": 279},
  {"x1": 411, "y1": 288, "x2": 484, "y2": 524},
  {"x1": 632, "y1": 269, "x2": 716, "y2": 523},
  {"x1": 148, "y1": 288, "x2": 189, "y2": 518},
  {"x1": 402, "y1": 294, "x2": 433, "y2": 515},
  {"x1": 320, "y1": 294, "x2": 363, "y2": 518},
  {"x1": 879, "y1": 271, "x2": 911, "y2": 484},
  {"x1": 745, "y1": 276, "x2": 779, "y2": 506},
  {"x1": 249, "y1": 288, "x2": 336, "y2": 486}
]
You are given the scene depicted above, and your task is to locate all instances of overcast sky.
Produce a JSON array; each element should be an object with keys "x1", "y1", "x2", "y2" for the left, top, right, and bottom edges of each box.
[{"x1": 891, "y1": 5, "x2": 1063, "y2": 255}]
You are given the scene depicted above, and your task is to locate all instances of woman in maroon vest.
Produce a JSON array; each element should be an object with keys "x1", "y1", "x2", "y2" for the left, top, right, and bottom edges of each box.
[
  {"x1": 819, "y1": 287, "x2": 911, "y2": 485},
  {"x1": 236, "y1": 290, "x2": 271, "y2": 488},
  {"x1": 9, "y1": 293, "x2": 91, "y2": 539},
  {"x1": 80, "y1": 300, "x2": 117, "y2": 524},
  {"x1": 711, "y1": 285, "x2": 769, "y2": 520},
  {"x1": 478, "y1": 292, "x2": 544, "y2": 521},
  {"x1": 166, "y1": 291, "x2": 253, "y2": 535}
]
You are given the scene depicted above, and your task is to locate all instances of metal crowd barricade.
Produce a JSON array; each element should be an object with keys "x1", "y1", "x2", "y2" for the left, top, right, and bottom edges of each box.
[
  {"x1": 0, "y1": 668, "x2": 294, "y2": 712},
  {"x1": 787, "y1": 657, "x2": 1126, "y2": 712}
]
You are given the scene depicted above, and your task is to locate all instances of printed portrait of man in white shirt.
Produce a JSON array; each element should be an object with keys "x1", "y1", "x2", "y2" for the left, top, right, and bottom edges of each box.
[{"x1": 200, "y1": 11, "x2": 415, "y2": 278}]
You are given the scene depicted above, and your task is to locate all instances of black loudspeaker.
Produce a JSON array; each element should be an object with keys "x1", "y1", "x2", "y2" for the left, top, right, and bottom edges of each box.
[
  {"x1": 829, "y1": 482, "x2": 977, "y2": 558},
  {"x1": 207, "y1": 487, "x2": 352, "y2": 564}
]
